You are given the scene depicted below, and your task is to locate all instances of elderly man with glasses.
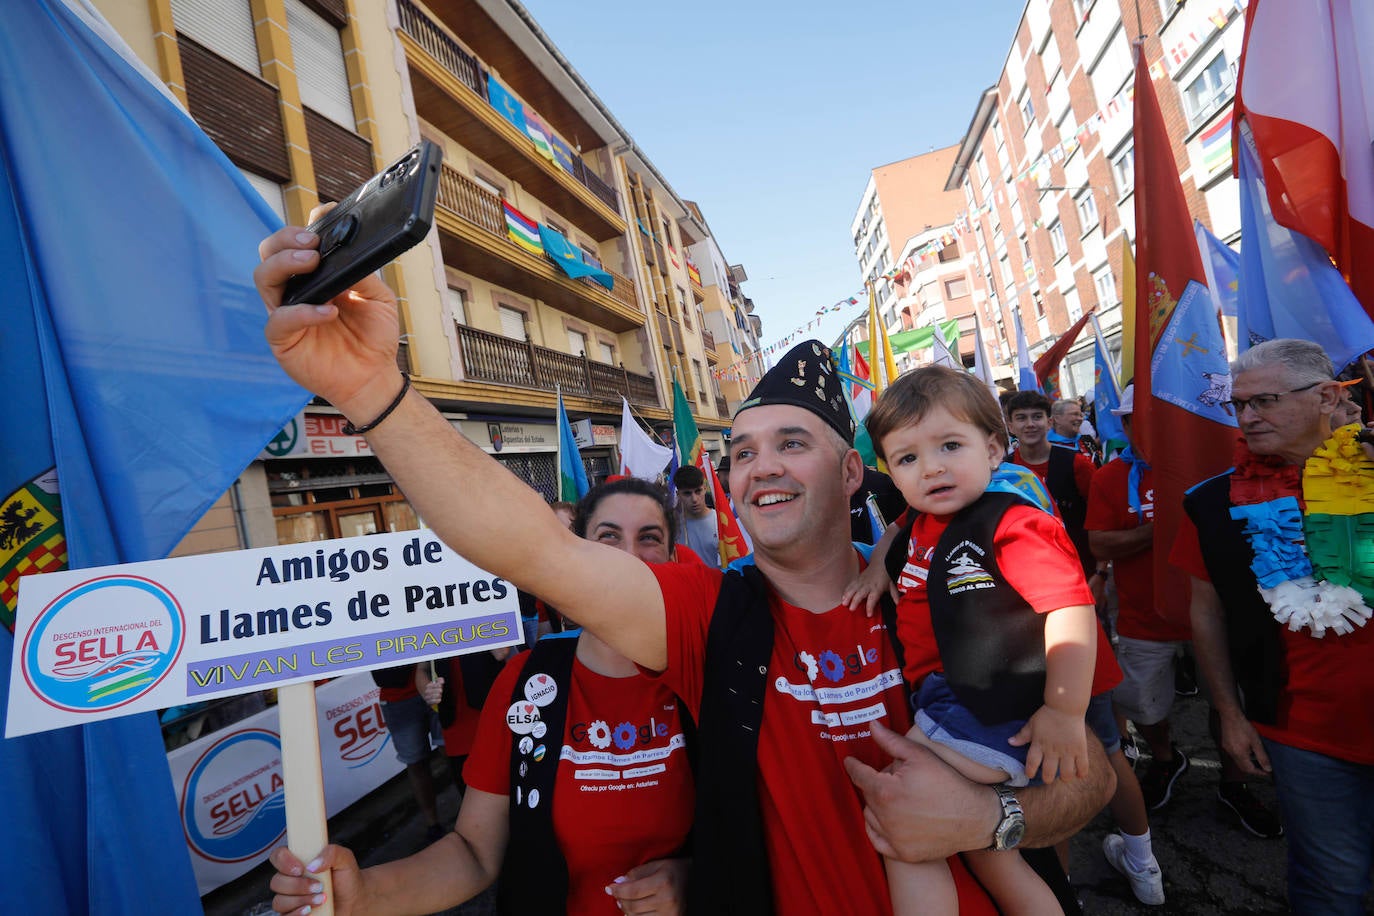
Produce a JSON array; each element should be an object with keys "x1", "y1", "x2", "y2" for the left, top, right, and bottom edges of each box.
[{"x1": 1170, "y1": 338, "x2": 1374, "y2": 915}]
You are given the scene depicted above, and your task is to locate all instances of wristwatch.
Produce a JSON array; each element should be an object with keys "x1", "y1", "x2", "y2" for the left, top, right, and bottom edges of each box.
[{"x1": 989, "y1": 784, "x2": 1025, "y2": 851}]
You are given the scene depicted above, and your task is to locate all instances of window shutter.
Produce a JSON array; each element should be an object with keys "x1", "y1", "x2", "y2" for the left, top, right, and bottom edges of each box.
[
  {"x1": 499, "y1": 306, "x2": 526, "y2": 340},
  {"x1": 171, "y1": 0, "x2": 259, "y2": 73},
  {"x1": 285, "y1": 0, "x2": 354, "y2": 129}
]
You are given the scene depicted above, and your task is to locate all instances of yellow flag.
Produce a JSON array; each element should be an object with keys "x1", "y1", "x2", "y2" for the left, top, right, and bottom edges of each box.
[
  {"x1": 1119, "y1": 235, "x2": 1135, "y2": 387},
  {"x1": 865, "y1": 283, "x2": 899, "y2": 395}
]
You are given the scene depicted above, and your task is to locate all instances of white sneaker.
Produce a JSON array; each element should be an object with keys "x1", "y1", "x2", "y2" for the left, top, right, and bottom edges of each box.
[{"x1": 1103, "y1": 833, "x2": 1165, "y2": 905}]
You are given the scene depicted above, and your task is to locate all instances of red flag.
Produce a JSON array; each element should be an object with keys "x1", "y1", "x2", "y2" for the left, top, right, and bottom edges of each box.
[
  {"x1": 1032, "y1": 307, "x2": 1095, "y2": 398},
  {"x1": 1131, "y1": 45, "x2": 1238, "y2": 632},
  {"x1": 1233, "y1": 0, "x2": 1374, "y2": 318},
  {"x1": 702, "y1": 457, "x2": 747, "y2": 566}
]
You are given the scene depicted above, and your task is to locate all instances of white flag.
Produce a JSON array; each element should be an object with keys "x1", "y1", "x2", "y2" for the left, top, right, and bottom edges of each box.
[
  {"x1": 930, "y1": 325, "x2": 960, "y2": 369},
  {"x1": 618, "y1": 398, "x2": 672, "y2": 480},
  {"x1": 973, "y1": 314, "x2": 999, "y2": 399}
]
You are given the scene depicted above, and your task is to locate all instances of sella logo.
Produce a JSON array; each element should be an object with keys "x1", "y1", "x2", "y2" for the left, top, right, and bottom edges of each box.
[
  {"x1": 333, "y1": 700, "x2": 391, "y2": 768},
  {"x1": 21, "y1": 575, "x2": 184, "y2": 712},
  {"x1": 181, "y1": 729, "x2": 286, "y2": 864}
]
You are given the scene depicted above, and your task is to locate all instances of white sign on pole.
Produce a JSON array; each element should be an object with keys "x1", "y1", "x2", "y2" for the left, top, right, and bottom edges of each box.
[
  {"x1": 166, "y1": 674, "x2": 406, "y2": 895},
  {"x1": 7, "y1": 529, "x2": 521, "y2": 737}
]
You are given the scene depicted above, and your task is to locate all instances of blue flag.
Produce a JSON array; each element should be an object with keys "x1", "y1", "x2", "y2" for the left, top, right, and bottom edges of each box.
[
  {"x1": 538, "y1": 223, "x2": 614, "y2": 290},
  {"x1": 1014, "y1": 311, "x2": 1040, "y2": 392},
  {"x1": 486, "y1": 75, "x2": 529, "y2": 135},
  {"x1": 0, "y1": 3, "x2": 308, "y2": 911},
  {"x1": 1092, "y1": 337, "x2": 1128, "y2": 459},
  {"x1": 1237, "y1": 129, "x2": 1374, "y2": 370},
  {"x1": 556, "y1": 389, "x2": 591, "y2": 501},
  {"x1": 1151, "y1": 282, "x2": 1239, "y2": 430},
  {"x1": 1194, "y1": 221, "x2": 1239, "y2": 319}
]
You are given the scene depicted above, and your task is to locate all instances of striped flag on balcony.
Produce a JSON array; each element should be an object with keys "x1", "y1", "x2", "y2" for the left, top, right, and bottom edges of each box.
[
  {"x1": 524, "y1": 110, "x2": 556, "y2": 163},
  {"x1": 1199, "y1": 110, "x2": 1233, "y2": 176},
  {"x1": 503, "y1": 200, "x2": 543, "y2": 256}
]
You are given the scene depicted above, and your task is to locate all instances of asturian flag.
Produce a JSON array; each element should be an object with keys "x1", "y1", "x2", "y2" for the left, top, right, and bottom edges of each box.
[
  {"x1": 1235, "y1": 124, "x2": 1374, "y2": 370},
  {"x1": 1234, "y1": 0, "x2": 1374, "y2": 317},
  {"x1": 556, "y1": 387, "x2": 590, "y2": 502},
  {"x1": 1, "y1": 1, "x2": 309, "y2": 911}
]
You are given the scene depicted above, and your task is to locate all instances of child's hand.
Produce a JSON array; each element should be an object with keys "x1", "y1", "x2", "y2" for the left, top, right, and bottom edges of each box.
[
  {"x1": 841, "y1": 562, "x2": 898, "y2": 618},
  {"x1": 1010, "y1": 706, "x2": 1088, "y2": 784}
]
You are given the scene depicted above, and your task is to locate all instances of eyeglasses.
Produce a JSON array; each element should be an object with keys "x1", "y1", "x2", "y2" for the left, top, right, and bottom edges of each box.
[{"x1": 1224, "y1": 381, "x2": 1322, "y2": 415}]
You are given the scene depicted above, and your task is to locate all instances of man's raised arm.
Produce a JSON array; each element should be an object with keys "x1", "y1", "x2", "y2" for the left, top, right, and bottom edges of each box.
[{"x1": 254, "y1": 225, "x2": 667, "y2": 670}]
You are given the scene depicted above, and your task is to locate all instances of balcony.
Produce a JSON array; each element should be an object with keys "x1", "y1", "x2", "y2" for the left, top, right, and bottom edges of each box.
[
  {"x1": 701, "y1": 328, "x2": 716, "y2": 354},
  {"x1": 397, "y1": 0, "x2": 625, "y2": 241},
  {"x1": 435, "y1": 165, "x2": 643, "y2": 332},
  {"x1": 455, "y1": 324, "x2": 659, "y2": 408},
  {"x1": 715, "y1": 395, "x2": 729, "y2": 417}
]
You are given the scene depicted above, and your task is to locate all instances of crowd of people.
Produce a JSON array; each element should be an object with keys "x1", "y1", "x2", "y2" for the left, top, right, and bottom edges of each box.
[{"x1": 255, "y1": 223, "x2": 1372, "y2": 915}]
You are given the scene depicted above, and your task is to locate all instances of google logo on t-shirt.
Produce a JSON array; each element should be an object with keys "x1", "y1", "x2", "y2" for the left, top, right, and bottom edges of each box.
[
  {"x1": 572, "y1": 717, "x2": 669, "y2": 750},
  {"x1": 793, "y1": 644, "x2": 880, "y2": 683}
]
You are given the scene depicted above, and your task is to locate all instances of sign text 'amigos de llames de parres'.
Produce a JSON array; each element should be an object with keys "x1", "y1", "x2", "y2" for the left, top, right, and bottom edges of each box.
[{"x1": 7, "y1": 529, "x2": 520, "y2": 737}]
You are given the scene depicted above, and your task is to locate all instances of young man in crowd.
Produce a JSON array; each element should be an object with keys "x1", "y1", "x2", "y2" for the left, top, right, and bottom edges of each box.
[{"x1": 672, "y1": 464, "x2": 719, "y2": 566}]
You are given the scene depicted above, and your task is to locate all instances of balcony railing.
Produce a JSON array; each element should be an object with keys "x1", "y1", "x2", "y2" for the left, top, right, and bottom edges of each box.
[
  {"x1": 436, "y1": 164, "x2": 637, "y2": 309},
  {"x1": 715, "y1": 395, "x2": 729, "y2": 417},
  {"x1": 455, "y1": 324, "x2": 660, "y2": 408},
  {"x1": 398, "y1": 0, "x2": 618, "y2": 212},
  {"x1": 701, "y1": 328, "x2": 716, "y2": 352}
]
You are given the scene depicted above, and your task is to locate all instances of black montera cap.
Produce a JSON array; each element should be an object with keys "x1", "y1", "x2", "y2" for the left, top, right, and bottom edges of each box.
[{"x1": 734, "y1": 339, "x2": 855, "y2": 445}]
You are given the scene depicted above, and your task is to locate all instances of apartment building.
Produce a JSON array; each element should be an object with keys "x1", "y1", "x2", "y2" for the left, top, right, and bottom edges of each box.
[
  {"x1": 94, "y1": 0, "x2": 750, "y2": 555},
  {"x1": 683, "y1": 204, "x2": 765, "y2": 413},
  {"x1": 945, "y1": 0, "x2": 1245, "y2": 395},
  {"x1": 849, "y1": 146, "x2": 973, "y2": 371}
]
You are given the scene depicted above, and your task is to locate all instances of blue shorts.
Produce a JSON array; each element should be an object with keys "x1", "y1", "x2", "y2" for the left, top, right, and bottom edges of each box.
[
  {"x1": 915, "y1": 673, "x2": 1033, "y2": 786},
  {"x1": 378, "y1": 693, "x2": 441, "y2": 765},
  {"x1": 1086, "y1": 691, "x2": 1122, "y2": 755}
]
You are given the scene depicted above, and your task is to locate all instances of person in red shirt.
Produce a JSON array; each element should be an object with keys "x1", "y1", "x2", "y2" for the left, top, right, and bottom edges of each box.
[
  {"x1": 845, "y1": 366, "x2": 1101, "y2": 914},
  {"x1": 268, "y1": 479, "x2": 693, "y2": 915},
  {"x1": 1172, "y1": 340, "x2": 1374, "y2": 915},
  {"x1": 253, "y1": 232, "x2": 1114, "y2": 915}
]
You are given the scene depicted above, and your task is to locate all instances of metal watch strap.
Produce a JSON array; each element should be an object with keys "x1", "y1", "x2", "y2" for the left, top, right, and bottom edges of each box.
[{"x1": 990, "y1": 784, "x2": 1025, "y2": 851}]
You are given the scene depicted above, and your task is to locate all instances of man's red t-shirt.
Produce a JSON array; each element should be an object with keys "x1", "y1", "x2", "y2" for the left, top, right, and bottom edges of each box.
[
  {"x1": 440, "y1": 662, "x2": 482, "y2": 759},
  {"x1": 465, "y1": 650, "x2": 695, "y2": 914},
  {"x1": 1011, "y1": 448, "x2": 1097, "y2": 501},
  {"x1": 894, "y1": 506, "x2": 1121, "y2": 693},
  {"x1": 1172, "y1": 513, "x2": 1374, "y2": 765},
  {"x1": 650, "y1": 560, "x2": 996, "y2": 916},
  {"x1": 1086, "y1": 460, "x2": 1191, "y2": 642}
]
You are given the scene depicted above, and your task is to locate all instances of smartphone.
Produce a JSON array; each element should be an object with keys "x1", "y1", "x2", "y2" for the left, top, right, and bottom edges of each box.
[{"x1": 282, "y1": 140, "x2": 443, "y2": 306}]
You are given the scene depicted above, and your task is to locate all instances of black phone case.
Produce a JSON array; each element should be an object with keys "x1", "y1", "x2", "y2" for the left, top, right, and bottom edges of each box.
[{"x1": 282, "y1": 140, "x2": 443, "y2": 306}]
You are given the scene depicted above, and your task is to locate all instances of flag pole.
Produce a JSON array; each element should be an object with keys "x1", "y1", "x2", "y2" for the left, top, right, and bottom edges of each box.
[
  {"x1": 277, "y1": 682, "x2": 335, "y2": 916},
  {"x1": 1089, "y1": 312, "x2": 1123, "y2": 399},
  {"x1": 554, "y1": 384, "x2": 562, "y2": 501},
  {"x1": 628, "y1": 400, "x2": 671, "y2": 446}
]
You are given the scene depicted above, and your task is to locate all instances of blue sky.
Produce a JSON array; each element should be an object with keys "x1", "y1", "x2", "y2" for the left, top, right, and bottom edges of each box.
[{"x1": 518, "y1": 0, "x2": 1022, "y2": 355}]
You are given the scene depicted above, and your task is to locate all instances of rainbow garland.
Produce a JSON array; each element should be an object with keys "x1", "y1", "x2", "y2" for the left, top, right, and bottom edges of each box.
[{"x1": 1229, "y1": 425, "x2": 1374, "y2": 637}]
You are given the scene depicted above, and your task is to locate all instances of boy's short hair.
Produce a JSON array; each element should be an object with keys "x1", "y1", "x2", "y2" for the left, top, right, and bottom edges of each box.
[
  {"x1": 672, "y1": 465, "x2": 705, "y2": 489},
  {"x1": 1005, "y1": 390, "x2": 1053, "y2": 416},
  {"x1": 866, "y1": 367, "x2": 1009, "y2": 461}
]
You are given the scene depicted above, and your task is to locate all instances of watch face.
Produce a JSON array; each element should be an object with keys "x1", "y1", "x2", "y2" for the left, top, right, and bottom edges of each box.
[{"x1": 1001, "y1": 821, "x2": 1025, "y2": 849}]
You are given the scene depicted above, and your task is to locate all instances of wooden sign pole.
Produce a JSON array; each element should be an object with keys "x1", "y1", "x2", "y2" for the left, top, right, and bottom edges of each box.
[{"x1": 277, "y1": 681, "x2": 334, "y2": 916}]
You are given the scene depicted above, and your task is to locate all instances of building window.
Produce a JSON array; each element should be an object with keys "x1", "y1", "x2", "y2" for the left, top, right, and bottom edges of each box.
[
  {"x1": 171, "y1": 0, "x2": 259, "y2": 74},
  {"x1": 1076, "y1": 192, "x2": 1099, "y2": 233},
  {"x1": 545, "y1": 217, "x2": 567, "y2": 237},
  {"x1": 1064, "y1": 287, "x2": 1083, "y2": 321},
  {"x1": 241, "y1": 169, "x2": 285, "y2": 221},
  {"x1": 473, "y1": 173, "x2": 505, "y2": 198},
  {"x1": 285, "y1": 0, "x2": 354, "y2": 130},
  {"x1": 1021, "y1": 96, "x2": 1035, "y2": 132},
  {"x1": 447, "y1": 286, "x2": 467, "y2": 325},
  {"x1": 567, "y1": 328, "x2": 588, "y2": 357},
  {"x1": 1094, "y1": 266, "x2": 1117, "y2": 306},
  {"x1": 1183, "y1": 54, "x2": 1236, "y2": 129},
  {"x1": 693, "y1": 359, "x2": 707, "y2": 403},
  {"x1": 498, "y1": 305, "x2": 526, "y2": 340},
  {"x1": 945, "y1": 277, "x2": 969, "y2": 298},
  {"x1": 1001, "y1": 255, "x2": 1015, "y2": 290},
  {"x1": 1049, "y1": 221, "x2": 1068, "y2": 260},
  {"x1": 1112, "y1": 146, "x2": 1135, "y2": 195},
  {"x1": 598, "y1": 341, "x2": 615, "y2": 364},
  {"x1": 677, "y1": 286, "x2": 691, "y2": 328}
]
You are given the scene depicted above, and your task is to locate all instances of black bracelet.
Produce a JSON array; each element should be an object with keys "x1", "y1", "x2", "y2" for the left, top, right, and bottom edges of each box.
[{"x1": 342, "y1": 374, "x2": 411, "y2": 436}]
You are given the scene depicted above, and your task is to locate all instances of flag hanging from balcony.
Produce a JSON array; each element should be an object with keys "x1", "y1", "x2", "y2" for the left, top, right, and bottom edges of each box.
[
  {"x1": 0, "y1": 0, "x2": 309, "y2": 911},
  {"x1": 618, "y1": 398, "x2": 671, "y2": 480},
  {"x1": 549, "y1": 135, "x2": 576, "y2": 175},
  {"x1": 1033, "y1": 307, "x2": 1095, "y2": 398},
  {"x1": 1131, "y1": 43, "x2": 1237, "y2": 632},
  {"x1": 503, "y1": 200, "x2": 544, "y2": 256},
  {"x1": 556, "y1": 387, "x2": 590, "y2": 502},
  {"x1": 1198, "y1": 110, "x2": 1233, "y2": 177},
  {"x1": 524, "y1": 110, "x2": 556, "y2": 163},
  {"x1": 1234, "y1": 0, "x2": 1374, "y2": 318},
  {"x1": 1235, "y1": 125, "x2": 1374, "y2": 371},
  {"x1": 538, "y1": 223, "x2": 613, "y2": 290},
  {"x1": 485, "y1": 75, "x2": 528, "y2": 135}
]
